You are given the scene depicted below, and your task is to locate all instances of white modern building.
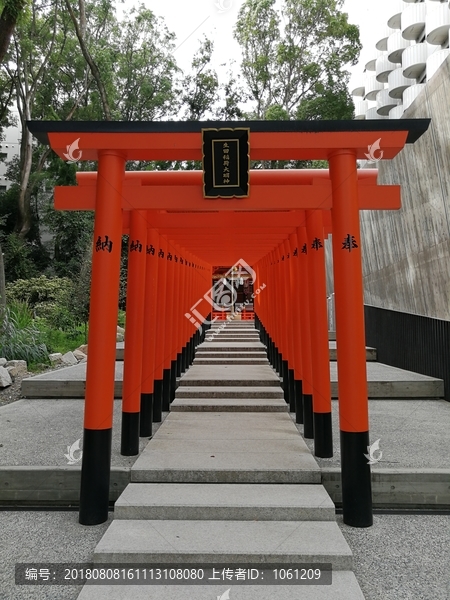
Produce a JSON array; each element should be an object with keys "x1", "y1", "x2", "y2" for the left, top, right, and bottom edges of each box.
[
  {"x1": 0, "y1": 114, "x2": 21, "y2": 191},
  {"x1": 350, "y1": 0, "x2": 450, "y2": 119}
]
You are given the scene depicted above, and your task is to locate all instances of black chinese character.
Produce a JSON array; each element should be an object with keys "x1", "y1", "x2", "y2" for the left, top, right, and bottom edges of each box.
[
  {"x1": 167, "y1": 252, "x2": 173, "y2": 261},
  {"x1": 174, "y1": 255, "x2": 178, "y2": 262},
  {"x1": 130, "y1": 239, "x2": 142, "y2": 253},
  {"x1": 95, "y1": 235, "x2": 113, "y2": 253},
  {"x1": 158, "y1": 249, "x2": 165, "y2": 258},
  {"x1": 342, "y1": 234, "x2": 358, "y2": 252},
  {"x1": 180, "y1": 257, "x2": 184, "y2": 265},
  {"x1": 281, "y1": 255, "x2": 285, "y2": 261},
  {"x1": 311, "y1": 237, "x2": 323, "y2": 251},
  {"x1": 146, "y1": 244, "x2": 155, "y2": 255},
  {"x1": 301, "y1": 243, "x2": 308, "y2": 254},
  {"x1": 293, "y1": 247, "x2": 298, "y2": 257}
]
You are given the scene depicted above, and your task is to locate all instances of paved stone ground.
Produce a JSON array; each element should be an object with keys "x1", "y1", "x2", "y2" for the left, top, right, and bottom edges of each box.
[
  {"x1": 298, "y1": 399, "x2": 450, "y2": 469},
  {"x1": 0, "y1": 510, "x2": 449, "y2": 599}
]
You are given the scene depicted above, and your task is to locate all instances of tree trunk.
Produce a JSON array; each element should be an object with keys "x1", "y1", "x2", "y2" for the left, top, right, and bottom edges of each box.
[
  {"x1": 0, "y1": 239, "x2": 6, "y2": 309},
  {"x1": 0, "y1": 1, "x2": 25, "y2": 63}
]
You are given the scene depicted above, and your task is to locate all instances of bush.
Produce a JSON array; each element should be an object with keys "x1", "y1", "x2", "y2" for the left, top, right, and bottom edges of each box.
[
  {"x1": 6, "y1": 275, "x2": 73, "y2": 307},
  {"x1": 0, "y1": 307, "x2": 48, "y2": 363}
]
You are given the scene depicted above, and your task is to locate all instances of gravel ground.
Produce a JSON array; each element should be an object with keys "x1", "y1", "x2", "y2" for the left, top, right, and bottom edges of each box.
[
  {"x1": 0, "y1": 511, "x2": 449, "y2": 600},
  {"x1": 0, "y1": 371, "x2": 33, "y2": 409}
]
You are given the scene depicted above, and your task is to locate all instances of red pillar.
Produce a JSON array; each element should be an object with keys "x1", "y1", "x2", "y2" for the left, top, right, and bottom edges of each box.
[
  {"x1": 296, "y1": 225, "x2": 315, "y2": 439},
  {"x1": 140, "y1": 226, "x2": 159, "y2": 437},
  {"x1": 288, "y1": 231, "x2": 304, "y2": 424},
  {"x1": 121, "y1": 210, "x2": 147, "y2": 455},
  {"x1": 329, "y1": 148, "x2": 372, "y2": 527},
  {"x1": 79, "y1": 150, "x2": 125, "y2": 526},
  {"x1": 153, "y1": 235, "x2": 168, "y2": 422},
  {"x1": 305, "y1": 209, "x2": 333, "y2": 457}
]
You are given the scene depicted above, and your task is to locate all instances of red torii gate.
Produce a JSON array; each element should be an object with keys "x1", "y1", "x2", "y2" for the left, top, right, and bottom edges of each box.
[{"x1": 28, "y1": 119, "x2": 430, "y2": 529}]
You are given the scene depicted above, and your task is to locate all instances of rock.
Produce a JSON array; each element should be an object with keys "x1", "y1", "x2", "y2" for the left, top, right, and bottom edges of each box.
[
  {"x1": 0, "y1": 366, "x2": 12, "y2": 388},
  {"x1": 0, "y1": 358, "x2": 6, "y2": 367},
  {"x1": 117, "y1": 325, "x2": 125, "y2": 334},
  {"x1": 61, "y1": 351, "x2": 78, "y2": 366},
  {"x1": 49, "y1": 353, "x2": 63, "y2": 365},
  {"x1": 73, "y1": 349, "x2": 87, "y2": 362},
  {"x1": 77, "y1": 344, "x2": 88, "y2": 355},
  {"x1": 5, "y1": 360, "x2": 27, "y2": 377},
  {"x1": 116, "y1": 333, "x2": 124, "y2": 342}
]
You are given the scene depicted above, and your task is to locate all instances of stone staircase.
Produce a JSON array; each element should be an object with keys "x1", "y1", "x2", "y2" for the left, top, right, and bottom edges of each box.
[{"x1": 77, "y1": 320, "x2": 365, "y2": 599}]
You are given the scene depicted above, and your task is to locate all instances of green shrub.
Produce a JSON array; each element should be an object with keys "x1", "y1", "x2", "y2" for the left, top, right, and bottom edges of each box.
[
  {"x1": 6, "y1": 275, "x2": 73, "y2": 308},
  {"x1": 0, "y1": 307, "x2": 48, "y2": 363}
]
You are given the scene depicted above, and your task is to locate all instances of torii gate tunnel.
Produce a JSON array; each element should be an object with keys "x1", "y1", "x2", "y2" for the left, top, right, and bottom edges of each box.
[{"x1": 28, "y1": 119, "x2": 429, "y2": 528}]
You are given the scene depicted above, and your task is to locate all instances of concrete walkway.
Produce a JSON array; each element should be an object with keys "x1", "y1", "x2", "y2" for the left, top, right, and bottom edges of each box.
[{"x1": 76, "y1": 321, "x2": 365, "y2": 599}]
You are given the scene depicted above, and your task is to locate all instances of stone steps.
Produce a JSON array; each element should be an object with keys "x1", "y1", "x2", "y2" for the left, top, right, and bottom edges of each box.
[
  {"x1": 114, "y1": 483, "x2": 335, "y2": 521},
  {"x1": 90, "y1": 519, "x2": 352, "y2": 570},
  {"x1": 170, "y1": 397, "x2": 288, "y2": 412},
  {"x1": 77, "y1": 572, "x2": 365, "y2": 600},
  {"x1": 21, "y1": 360, "x2": 444, "y2": 399},
  {"x1": 130, "y1": 412, "x2": 320, "y2": 484},
  {"x1": 76, "y1": 321, "x2": 365, "y2": 600},
  {"x1": 175, "y1": 386, "x2": 285, "y2": 399},
  {"x1": 194, "y1": 357, "x2": 269, "y2": 365}
]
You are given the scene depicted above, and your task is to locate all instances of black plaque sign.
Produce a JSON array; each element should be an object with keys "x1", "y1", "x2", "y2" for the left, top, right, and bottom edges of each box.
[{"x1": 202, "y1": 128, "x2": 250, "y2": 198}]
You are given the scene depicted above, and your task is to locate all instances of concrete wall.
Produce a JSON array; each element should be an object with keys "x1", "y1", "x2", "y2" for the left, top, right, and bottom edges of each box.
[
  {"x1": 326, "y1": 56, "x2": 450, "y2": 321},
  {"x1": 360, "y1": 55, "x2": 450, "y2": 320}
]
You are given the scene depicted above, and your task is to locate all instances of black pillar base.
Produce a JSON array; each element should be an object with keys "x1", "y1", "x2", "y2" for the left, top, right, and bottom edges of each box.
[
  {"x1": 176, "y1": 353, "x2": 183, "y2": 377},
  {"x1": 294, "y1": 379, "x2": 303, "y2": 424},
  {"x1": 288, "y1": 369, "x2": 295, "y2": 412},
  {"x1": 341, "y1": 430, "x2": 373, "y2": 527},
  {"x1": 139, "y1": 392, "x2": 153, "y2": 437},
  {"x1": 282, "y1": 360, "x2": 289, "y2": 404},
  {"x1": 79, "y1": 428, "x2": 112, "y2": 526},
  {"x1": 170, "y1": 359, "x2": 177, "y2": 402},
  {"x1": 303, "y1": 393, "x2": 314, "y2": 439},
  {"x1": 182, "y1": 344, "x2": 188, "y2": 372},
  {"x1": 162, "y1": 368, "x2": 171, "y2": 411},
  {"x1": 153, "y1": 379, "x2": 163, "y2": 422},
  {"x1": 120, "y1": 411, "x2": 140, "y2": 456},
  {"x1": 313, "y1": 412, "x2": 333, "y2": 458}
]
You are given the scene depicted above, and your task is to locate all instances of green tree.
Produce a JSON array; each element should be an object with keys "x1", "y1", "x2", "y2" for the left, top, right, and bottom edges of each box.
[{"x1": 234, "y1": 0, "x2": 361, "y2": 119}]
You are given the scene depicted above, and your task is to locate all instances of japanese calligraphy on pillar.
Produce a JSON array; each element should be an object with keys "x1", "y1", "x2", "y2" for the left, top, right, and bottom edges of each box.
[
  {"x1": 202, "y1": 128, "x2": 250, "y2": 198},
  {"x1": 95, "y1": 235, "x2": 113, "y2": 253},
  {"x1": 342, "y1": 234, "x2": 359, "y2": 252}
]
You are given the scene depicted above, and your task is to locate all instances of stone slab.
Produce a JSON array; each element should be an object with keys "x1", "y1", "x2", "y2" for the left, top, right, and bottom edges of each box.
[
  {"x1": 77, "y1": 572, "x2": 365, "y2": 600},
  {"x1": 179, "y1": 365, "x2": 280, "y2": 387},
  {"x1": 322, "y1": 468, "x2": 450, "y2": 508},
  {"x1": 170, "y1": 397, "x2": 288, "y2": 412},
  {"x1": 330, "y1": 362, "x2": 444, "y2": 398},
  {"x1": 200, "y1": 342, "x2": 266, "y2": 349},
  {"x1": 175, "y1": 386, "x2": 285, "y2": 399},
  {"x1": 193, "y1": 357, "x2": 269, "y2": 365},
  {"x1": 195, "y1": 350, "x2": 267, "y2": 358},
  {"x1": 0, "y1": 467, "x2": 129, "y2": 504},
  {"x1": 92, "y1": 519, "x2": 352, "y2": 570},
  {"x1": 131, "y1": 412, "x2": 320, "y2": 483},
  {"x1": 114, "y1": 483, "x2": 335, "y2": 521},
  {"x1": 21, "y1": 360, "x2": 443, "y2": 399}
]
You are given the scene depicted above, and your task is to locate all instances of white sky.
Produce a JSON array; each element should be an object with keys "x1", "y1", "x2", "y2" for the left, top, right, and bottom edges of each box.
[{"x1": 122, "y1": 0, "x2": 395, "y2": 89}]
